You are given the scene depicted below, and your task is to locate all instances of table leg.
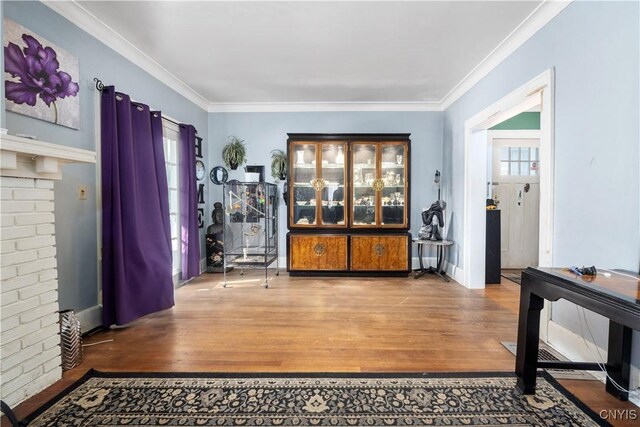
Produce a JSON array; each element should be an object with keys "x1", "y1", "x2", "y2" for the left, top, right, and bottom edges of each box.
[
  {"x1": 605, "y1": 321, "x2": 632, "y2": 400},
  {"x1": 434, "y1": 246, "x2": 450, "y2": 282},
  {"x1": 515, "y1": 274, "x2": 544, "y2": 394},
  {"x1": 414, "y1": 244, "x2": 427, "y2": 279}
]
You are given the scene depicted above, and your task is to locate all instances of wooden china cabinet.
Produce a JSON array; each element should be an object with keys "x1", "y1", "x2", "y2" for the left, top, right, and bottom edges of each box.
[{"x1": 286, "y1": 133, "x2": 411, "y2": 276}]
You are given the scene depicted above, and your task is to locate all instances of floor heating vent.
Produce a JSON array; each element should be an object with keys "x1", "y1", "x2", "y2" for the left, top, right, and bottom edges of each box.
[{"x1": 501, "y1": 342, "x2": 598, "y2": 381}]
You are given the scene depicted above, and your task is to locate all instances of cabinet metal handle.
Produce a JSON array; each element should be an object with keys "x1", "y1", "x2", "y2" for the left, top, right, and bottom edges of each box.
[
  {"x1": 313, "y1": 243, "x2": 327, "y2": 256},
  {"x1": 374, "y1": 244, "x2": 385, "y2": 256},
  {"x1": 310, "y1": 178, "x2": 326, "y2": 191},
  {"x1": 372, "y1": 178, "x2": 385, "y2": 192}
]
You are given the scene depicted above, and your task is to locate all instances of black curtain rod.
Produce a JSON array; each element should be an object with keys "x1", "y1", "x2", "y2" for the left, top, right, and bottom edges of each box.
[{"x1": 93, "y1": 78, "x2": 198, "y2": 134}]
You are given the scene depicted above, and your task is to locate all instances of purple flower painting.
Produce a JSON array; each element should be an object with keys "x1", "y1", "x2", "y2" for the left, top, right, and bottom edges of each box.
[{"x1": 3, "y1": 19, "x2": 80, "y2": 129}]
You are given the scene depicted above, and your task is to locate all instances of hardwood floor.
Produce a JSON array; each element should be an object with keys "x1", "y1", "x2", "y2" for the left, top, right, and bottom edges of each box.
[{"x1": 3, "y1": 271, "x2": 637, "y2": 425}]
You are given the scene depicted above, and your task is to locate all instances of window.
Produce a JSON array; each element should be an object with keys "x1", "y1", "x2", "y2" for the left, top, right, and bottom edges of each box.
[
  {"x1": 499, "y1": 147, "x2": 539, "y2": 176},
  {"x1": 162, "y1": 120, "x2": 181, "y2": 274}
]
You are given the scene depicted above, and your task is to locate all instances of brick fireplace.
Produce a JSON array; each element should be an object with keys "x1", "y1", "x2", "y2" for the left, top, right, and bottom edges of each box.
[{"x1": 1, "y1": 133, "x2": 95, "y2": 407}]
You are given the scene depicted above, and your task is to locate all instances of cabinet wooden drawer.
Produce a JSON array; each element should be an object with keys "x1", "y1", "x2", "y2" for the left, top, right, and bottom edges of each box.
[
  {"x1": 289, "y1": 235, "x2": 348, "y2": 271},
  {"x1": 350, "y1": 235, "x2": 409, "y2": 271}
]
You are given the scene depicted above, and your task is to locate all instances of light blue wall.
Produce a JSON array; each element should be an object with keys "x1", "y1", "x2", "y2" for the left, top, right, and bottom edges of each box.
[
  {"x1": 3, "y1": 1, "x2": 209, "y2": 313},
  {"x1": 208, "y1": 111, "x2": 444, "y2": 254},
  {"x1": 443, "y1": 0, "x2": 639, "y2": 365}
]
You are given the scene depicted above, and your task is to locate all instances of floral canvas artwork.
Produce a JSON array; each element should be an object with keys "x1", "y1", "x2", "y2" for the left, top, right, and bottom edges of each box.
[{"x1": 3, "y1": 19, "x2": 80, "y2": 129}]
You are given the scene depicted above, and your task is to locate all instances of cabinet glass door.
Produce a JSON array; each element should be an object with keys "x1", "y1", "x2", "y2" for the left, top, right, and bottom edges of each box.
[
  {"x1": 319, "y1": 143, "x2": 347, "y2": 226},
  {"x1": 351, "y1": 143, "x2": 379, "y2": 227},
  {"x1": 290, "y1": 142, "x2": 318, "y2": 226},
  {"x1": 380, "y1": 143, "x2": 408, "y2": 227}
]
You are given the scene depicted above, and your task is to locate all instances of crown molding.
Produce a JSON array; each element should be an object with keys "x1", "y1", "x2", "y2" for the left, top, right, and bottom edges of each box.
[
  {"x1": 41, "y1": 0, "x2": 571, "y2": 114},
  {"x1": 207, "y1": 101, "x2": 442, "y2": 113},
  {"x1": 439, "y1": 0, "x2": 572, "y2": 110},
  {"x1": 41, "y1": 0, "x2": 210, "y2": 111}
]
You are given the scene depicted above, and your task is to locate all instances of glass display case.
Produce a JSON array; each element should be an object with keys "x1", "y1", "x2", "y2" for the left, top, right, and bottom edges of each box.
[
  {"x1": 289, "y1": 139, "x2": 409, "y2": 229},
  {"x1": 223, "y1": 181, "x2": 279, "y2": 287},
  {"x1": 351, "y1": 142, "x2": 408, "y2": 228},
  {"x1": 287, "y1": 134, "x2": 411, "y2": 276},
  {"x1": 290, "y1": 141, "x2": 347, "y2": 227}
]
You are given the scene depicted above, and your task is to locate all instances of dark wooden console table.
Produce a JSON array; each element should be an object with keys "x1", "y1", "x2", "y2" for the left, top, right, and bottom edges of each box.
[{"x1": 515, "y1": 267, "x2": 639, "y2": 400}]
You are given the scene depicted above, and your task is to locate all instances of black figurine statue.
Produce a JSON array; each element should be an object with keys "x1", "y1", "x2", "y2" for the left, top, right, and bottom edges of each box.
[
  {"x1": 418, "y1": 200, "x2": 447, "y2": 241},
  {"x1": 206, "y1": 202, "x2": 231, "y2": 273}
]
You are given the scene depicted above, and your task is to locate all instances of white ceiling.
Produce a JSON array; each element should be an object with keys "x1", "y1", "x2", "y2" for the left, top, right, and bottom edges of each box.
[{"x1": 76, "y1": 1, "x2": 544, "y2": 106}]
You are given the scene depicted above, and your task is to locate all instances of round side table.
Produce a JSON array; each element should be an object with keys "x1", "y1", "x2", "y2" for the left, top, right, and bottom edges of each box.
[{"x1": 413, "y1": 239, "x2": 454, "y2": 282}]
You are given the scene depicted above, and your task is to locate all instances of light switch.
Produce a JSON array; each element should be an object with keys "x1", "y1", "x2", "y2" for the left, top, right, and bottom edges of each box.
[{"x1": 78, "y1": 185, "x2": 88, "y2": 200}]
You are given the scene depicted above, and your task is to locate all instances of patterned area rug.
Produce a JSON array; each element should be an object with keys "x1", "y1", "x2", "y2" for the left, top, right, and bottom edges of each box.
[{"x1": 24, "y1": 371, "x2": 607, "y2": 426}]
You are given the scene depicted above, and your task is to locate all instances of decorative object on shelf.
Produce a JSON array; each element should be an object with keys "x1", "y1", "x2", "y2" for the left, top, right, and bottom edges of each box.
[
  {"x1": 336, "y1": 146, "x2": 344, "y2": 165},
  {"x1": 210, "y1": 166, "x2": 228, "y2": 185},
  {"x1": 270, "y1": 149, "x2": 287, "y2": 180},
  {"x1": 222, "y1": 136, "x2": 247, "y2": 170},
  {"x1": 4, "y1": 19, "x2": 80, "y2": 129},
  {"x1": 195, "y1": 160, "x2": 206, "y2": 181},
  {"x1": 296, "y1": 149, "x2": 305, "y2": 165}
]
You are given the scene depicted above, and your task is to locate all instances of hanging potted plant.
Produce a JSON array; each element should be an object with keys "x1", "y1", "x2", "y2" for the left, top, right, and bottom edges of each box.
[
  {"x1": 270, "y1": 149, "x2": 288, "y2": 180},
  {"x1": 222, "y1": 136, "x2": 247, "y2": 170}
]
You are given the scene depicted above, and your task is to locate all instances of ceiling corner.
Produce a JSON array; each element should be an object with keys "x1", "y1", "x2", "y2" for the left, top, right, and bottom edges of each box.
[
  {"x1": 439, "y1": 0, "x2": 572, "y2": 111},
  {"x1": 41, "y1": 0, "x2": 211, "y2": 111}
]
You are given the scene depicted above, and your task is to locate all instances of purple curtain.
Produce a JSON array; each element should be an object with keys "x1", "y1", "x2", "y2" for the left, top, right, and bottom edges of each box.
[
  {"x1": 101, "y1": 86, "x2": 174, "y2": 326},
  {"x1": 179, "y1": 124, "x2": 200, "y2": 280}
]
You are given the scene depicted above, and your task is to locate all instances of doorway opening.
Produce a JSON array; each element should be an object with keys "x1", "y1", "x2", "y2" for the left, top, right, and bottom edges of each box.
[
  {"x1": 488, "y1": 129, "x2": 541, "y2": 284},
  {"x1": 462, "y1": 69, "x2": 555, "y2": 293}
]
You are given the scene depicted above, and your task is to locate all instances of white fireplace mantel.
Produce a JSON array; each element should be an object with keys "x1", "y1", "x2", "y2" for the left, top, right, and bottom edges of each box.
[
  {"x1": 0, "y1": 134, "x2": 96, "y2": 179},
  {"x1": 0, "y1": 133, "x2": 96, "y2": 407}
]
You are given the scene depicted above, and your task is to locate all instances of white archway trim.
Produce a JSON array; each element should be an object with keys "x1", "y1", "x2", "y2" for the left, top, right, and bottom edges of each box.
[{"x1": 462, "y1": 69, "x2": 555, "y2": 290}]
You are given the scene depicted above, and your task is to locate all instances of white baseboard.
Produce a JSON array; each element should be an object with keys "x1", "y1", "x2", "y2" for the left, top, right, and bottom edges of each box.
[
  {"x1": 445, "y1": 262, "x2": 465, "y2": 286},
  {"x1": 76, "y1": 305, "x2": 102, "y2": 334},
  {"x1": 411, "y1": 256, "x2": 437, "y2": 270}
]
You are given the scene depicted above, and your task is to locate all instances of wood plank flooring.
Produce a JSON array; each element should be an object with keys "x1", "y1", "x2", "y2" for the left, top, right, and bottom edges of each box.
[{"x1": 3, "y1": 271, "x2": 637, "y2": 426}]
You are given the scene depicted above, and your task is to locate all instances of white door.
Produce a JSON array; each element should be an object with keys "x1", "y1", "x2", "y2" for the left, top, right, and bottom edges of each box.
[{"x1": 490, "y1": 137, "x2": 540, "y2": 268}]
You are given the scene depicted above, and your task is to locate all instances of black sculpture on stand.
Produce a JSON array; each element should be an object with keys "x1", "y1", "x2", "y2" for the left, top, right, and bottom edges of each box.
[
  {"x1": 418, "y1": 170, "x2": 446, "y2": 241},
  {"x1": 206, "y1": 202, "x2": 232, "y2": 273},
  {"x1": 418, "y1": 201, "x2": 446, "y2": 241}
]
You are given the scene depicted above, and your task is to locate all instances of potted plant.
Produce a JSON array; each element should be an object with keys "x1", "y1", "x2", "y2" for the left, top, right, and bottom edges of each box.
[
  {"x1": 222, "y1": 136, "x2": 247, "y2": 170},
  {"x1": 270, "y1": 149, "x2": 288, "y2": 180}
]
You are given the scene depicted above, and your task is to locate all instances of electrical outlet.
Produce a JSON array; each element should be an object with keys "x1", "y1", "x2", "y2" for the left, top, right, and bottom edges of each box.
[{"x1": 78, "y1": 185, "x2": 88, "y2": 200}]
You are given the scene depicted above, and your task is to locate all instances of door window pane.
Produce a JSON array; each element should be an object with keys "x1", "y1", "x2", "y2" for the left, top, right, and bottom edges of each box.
[
  {"x1": 509, "y1": 162, "x2": 519, "y2": 175},
  {"x1": 500, "y1": 147, "x2": 540, "y2": 176}
]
